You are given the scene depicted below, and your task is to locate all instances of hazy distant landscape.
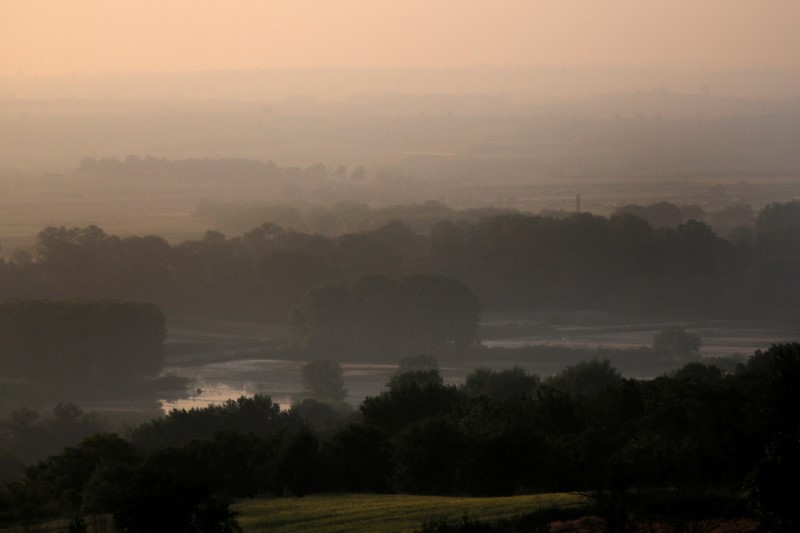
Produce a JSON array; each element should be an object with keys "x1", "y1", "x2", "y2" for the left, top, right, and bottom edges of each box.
[
  {"x1": 2, "y1": 68, "x2": 800, "y2": 260},
  {"x1": 2, "y1": 1, "x2": 800, "y2": 530},
  {"x1": 3, "y1": 85, "x2": 800, "y2": 529}
]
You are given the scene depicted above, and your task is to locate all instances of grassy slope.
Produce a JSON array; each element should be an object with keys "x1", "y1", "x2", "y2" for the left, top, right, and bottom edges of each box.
[{"x1": 234, "y1": 493, "x2": 585, "y2": 533}]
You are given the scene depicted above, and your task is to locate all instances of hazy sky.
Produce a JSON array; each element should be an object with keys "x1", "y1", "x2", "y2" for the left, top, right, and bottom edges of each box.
[{"x1": 4, "y1": 0, "x2": 800, "y2": 77}]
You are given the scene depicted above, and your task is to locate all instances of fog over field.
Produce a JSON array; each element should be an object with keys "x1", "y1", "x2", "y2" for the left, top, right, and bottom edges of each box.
[{"x1": 2, "y1": 1, "x2": 800, "y2": 530}]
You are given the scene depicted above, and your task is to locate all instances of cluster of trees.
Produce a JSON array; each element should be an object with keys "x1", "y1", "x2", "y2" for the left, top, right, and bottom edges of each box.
[
  {"x1": 200, "y1": 198, "x2": 754, "y2": 242},
  {"x1": 652, "y1": 325, "x2": 702, "y2": 360},
  {"x1": 3, "y1": 345, "x2": 798, "y2": 530},
  {"x1": 289, "y1": 274, "x2": 480, "y2": 358},
  {"x1": 614, "y1": 201, "x2": 709, "y2": 230},
  {"x1": 0, "y1": 403, "x2": 108, "y2": 481},
  {"x1": 613, "y1": 200, "x2": 758, "y2": 237},
  {"x1": 1, "y1": 201, "x2": 800, "y2": 324},
  {"x1": 0, "y1": 300, "x2": 167, "y2": 395},
  {"x1": 301, "y1": 359, "x2": 347, "y2": 403},
  {"x1": 0, "y1": 396, "x2": 316, "y2": 531}
]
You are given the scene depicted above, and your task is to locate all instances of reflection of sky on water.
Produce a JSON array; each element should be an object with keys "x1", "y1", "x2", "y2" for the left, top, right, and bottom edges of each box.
[
  {"x1": 160, "y1": 359, "x2": 407, "y2": 414},
  {"x1": 159, "y1": 357, "x2": 566, "y2": 414},
  {"x1": 163, "y1": 382, "x2": 291, "y2": 412},
  {"x1": 158, "y1": 323, "x2": 800, "y2": 413}
]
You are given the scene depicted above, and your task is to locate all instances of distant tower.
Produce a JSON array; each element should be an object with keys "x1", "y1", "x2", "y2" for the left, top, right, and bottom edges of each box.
[{"x1": 576, "y1": 193, "x2": 582, "y2": 213}]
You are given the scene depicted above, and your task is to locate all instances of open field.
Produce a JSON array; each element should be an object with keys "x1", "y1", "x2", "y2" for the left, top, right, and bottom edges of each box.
[{"x1": 234, "y1": 493, "x2": 584, "y2": 533}]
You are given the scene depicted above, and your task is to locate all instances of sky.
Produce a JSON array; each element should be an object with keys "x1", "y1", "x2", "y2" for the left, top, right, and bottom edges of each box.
[{"x1": 3, "y1": 0, "x2": 800, "y2": 77}]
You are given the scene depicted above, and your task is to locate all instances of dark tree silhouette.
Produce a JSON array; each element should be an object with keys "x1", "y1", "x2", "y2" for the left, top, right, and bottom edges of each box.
[
  {"x1": 653, "y1": 326, "x2": 702, "y2": 359},
  {"x1": 301, "y1": 360, "x2": 347, "y2": 403},
  {"x1": 289, "y1": 274, "x2": 480, "y2": 358}
]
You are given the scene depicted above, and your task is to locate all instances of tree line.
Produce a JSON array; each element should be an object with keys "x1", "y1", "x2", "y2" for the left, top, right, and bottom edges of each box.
[
  {"x1": 193, "y1": 199, "x2": 518, "y2": 237},
  {"x1": 76, "y1": 155, "x2": 367, "y2": 185},
  {"x1": 1, "y1": 345, "x2": 797, "y2": 531},
  {"x1": 0, "y1": 300, "x2": 167, "y2": 396},
  {"x1": 198, "y1": 197, "x2": 753, "y2": 241},
  {"x1": 2, "y1": 201, "x2": 800, "y2": 323}
]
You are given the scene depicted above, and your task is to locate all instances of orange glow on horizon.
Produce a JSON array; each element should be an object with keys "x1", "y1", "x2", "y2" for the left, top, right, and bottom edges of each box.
[{"x1": 3, "y1": 0, "x2": 800, "y2": 77}]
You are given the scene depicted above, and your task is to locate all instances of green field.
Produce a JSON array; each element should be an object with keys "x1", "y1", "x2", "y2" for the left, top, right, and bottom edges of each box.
[{"x1": 234, "y1": 493, "x2": 585, "y2": 533}]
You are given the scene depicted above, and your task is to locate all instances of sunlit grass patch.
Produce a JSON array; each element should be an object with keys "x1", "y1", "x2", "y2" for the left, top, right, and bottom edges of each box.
[{"x1": 234, "y1": 492, "x2": 585, "y2": 533}]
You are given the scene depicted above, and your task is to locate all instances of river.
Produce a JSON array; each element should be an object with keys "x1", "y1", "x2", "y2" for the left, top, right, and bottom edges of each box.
[{"x1": 157, "y1": 315, "x2": 799, "y2": 414}]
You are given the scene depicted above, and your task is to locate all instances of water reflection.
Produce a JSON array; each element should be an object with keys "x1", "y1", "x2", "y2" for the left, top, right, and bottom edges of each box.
[
  {"x1": 160, "y1": 359, "x2": 402, "y2": 413},
  {"x1": 157, "y1": 320, "x2": 800, "y2": 413}
]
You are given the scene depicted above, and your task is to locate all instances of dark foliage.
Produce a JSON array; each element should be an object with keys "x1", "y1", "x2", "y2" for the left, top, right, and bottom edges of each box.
[
  {"x1": 325, "y1": 423, "x2": 394, "y2": 492},
  {"x1": 653, "y1": 326, "x2": 702, "y2": 359},
  {"x1": 0, "y1": 299, "x2": 165, "y2": 389},
  {"x1": 1, "y1": 433, "x2": 137, "y2": 524},
  {"x1": 743, "y1": 343, "x2": 800, "y2": 532},
  {"x1": 0, "y1": 403, "x2": 108, "y2": 465},
  {"x1": 1, "y1": 202, "x2": 799, "y2": 326},
  {"x1": 462, "y1": 367, "x2": 539, "y2": 400},
  {"x1": 301, "y1": 360, "x2": 348, "y2": 402},
  {"x1": 112, "y1": 448, "x2": 241, "y2": 533},
  {"x1": 130, "y1": 395, "x2": 298, "y2": 452},
  {"x1": 289, "y1": 274, "x2": 481, "y2": 358},
  {"x1": 3, "y1": 346, "x2": 799, "y2": 530}
]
